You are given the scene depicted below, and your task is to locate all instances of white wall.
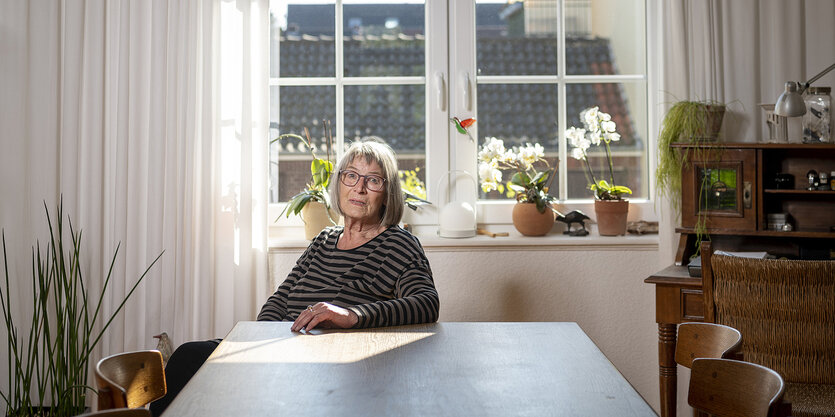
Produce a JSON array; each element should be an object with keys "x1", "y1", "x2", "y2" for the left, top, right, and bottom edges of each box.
[{"x1": 269, "y1": 244, "x2": 668, "y2": 413}]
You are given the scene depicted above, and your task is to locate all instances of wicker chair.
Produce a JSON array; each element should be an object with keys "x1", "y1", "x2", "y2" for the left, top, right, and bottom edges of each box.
[{"x1": 704, "y1": 248, "x2": 835, "y2": 417}]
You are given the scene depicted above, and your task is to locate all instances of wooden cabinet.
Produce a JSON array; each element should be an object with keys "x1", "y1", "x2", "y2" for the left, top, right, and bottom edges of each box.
[{"x1": 673, "y1": 143, "x2": 835, "y2": 263}]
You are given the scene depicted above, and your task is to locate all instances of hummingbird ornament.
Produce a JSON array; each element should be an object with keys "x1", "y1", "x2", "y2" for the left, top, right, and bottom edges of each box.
[{"x1": 451, "y1": 117, "x2": 476, "y2": 142}]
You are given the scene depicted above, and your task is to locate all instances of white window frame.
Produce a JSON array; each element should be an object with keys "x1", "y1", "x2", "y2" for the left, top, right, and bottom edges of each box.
[{"x1": 269, "y1": 0, "x2": 662, "y2": 240}]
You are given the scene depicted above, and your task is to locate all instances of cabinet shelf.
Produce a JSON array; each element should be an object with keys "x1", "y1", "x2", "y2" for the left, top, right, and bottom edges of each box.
[
  {"x1": 764, "y1": 189, "x2": 835, "y2": 195},
  {"x1": 674, "y1": 142, "x2": 835, "y2": 262},
  {"x1": 676, "y1": 227, "x2": 835, "y2": 239}
]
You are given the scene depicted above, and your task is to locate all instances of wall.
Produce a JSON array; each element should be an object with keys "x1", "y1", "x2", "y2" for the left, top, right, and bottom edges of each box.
[{"x1": 269, "y1": 244, "x2": 666, "y2": 413}]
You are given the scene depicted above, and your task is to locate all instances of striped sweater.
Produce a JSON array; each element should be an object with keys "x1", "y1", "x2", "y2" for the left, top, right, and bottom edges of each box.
[{"x1": 257, "y1": 225, "x2": 440, "y2": 327}]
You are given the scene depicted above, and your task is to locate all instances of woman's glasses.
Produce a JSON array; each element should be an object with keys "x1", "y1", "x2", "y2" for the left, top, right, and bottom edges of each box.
[{"x1": 339, "y1": 170, "x2": 386, "y2": 192}]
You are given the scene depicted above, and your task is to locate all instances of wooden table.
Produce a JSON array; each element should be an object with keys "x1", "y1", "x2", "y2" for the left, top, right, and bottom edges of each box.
[
  {"x1": 162, "y1": 321, "x2": 655, "y2": 417},
  {"x1": 644, "y1": 265, "x2": 706, "y2": 417}
]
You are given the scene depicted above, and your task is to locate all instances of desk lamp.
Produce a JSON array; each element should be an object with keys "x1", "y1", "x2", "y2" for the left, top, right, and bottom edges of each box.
[{"x1": 774, "y1": 62, "x2": 835, "y2": 117}]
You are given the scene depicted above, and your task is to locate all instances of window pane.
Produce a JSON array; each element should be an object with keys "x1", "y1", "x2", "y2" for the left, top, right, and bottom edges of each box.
[
  {"x1": 566, "y1": 0, "x2": 645, "y2": 75},
  {"x1": 477, "y1": 83, "x2": 559, "y2": 200},
  {"x1": 344, "y1": 84, "x2": 426, "y2": 196},
  {"x1": 270, "y1": 86, "x2": 336, "y2": 203},
  {"x1": 476, "y1": 1, "x2": 557, "y2": 76},
  {"x1": 272, "y1": 2, "x2": 336, "y2": 78},
  {"x1": 565, "y1": 82, "x2": 646, "y2": 199},
  {"x1": 343, "y1": 2, "x2": 425, "y2": 77}
]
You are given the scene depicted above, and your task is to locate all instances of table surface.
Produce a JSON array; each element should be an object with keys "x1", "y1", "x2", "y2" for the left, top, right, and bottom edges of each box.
[{"x1": 162, "y1": 321, "x2": 656, "y2": 417}]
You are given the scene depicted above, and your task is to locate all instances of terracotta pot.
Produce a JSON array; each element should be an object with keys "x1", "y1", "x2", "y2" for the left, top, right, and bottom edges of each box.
[
  {"x1": 594, "y1": 199, "x2": 629, "y2": 236},
  {"x1": 301, "y1": 201, "x2": 339, "y2": 240},
  {"x1": 512, "y1": 203, "x2": 554, "y2": 236}
]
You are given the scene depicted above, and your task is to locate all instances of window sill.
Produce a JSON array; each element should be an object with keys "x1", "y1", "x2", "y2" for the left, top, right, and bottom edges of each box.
[{"x1": 268, "y1": 224, "x2": 658, "y2": 252}]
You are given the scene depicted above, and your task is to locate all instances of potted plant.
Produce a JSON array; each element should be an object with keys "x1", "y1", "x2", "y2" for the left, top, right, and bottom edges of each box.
[
  {"x1": 566, "y1": 106, "x2": 633, "y2": 236},
  {"x1": 478, "y1": 137, "x2": 558, "y2": 236},
  {"x1": 272, "y1": 121, "x2": 338, "y2": 240},
  {"x1": 2, "y1": 201, "x2": 162, "y2": 417},
  {"x1": 655, "y1": 100, "x2": 726, "y2": 254}
]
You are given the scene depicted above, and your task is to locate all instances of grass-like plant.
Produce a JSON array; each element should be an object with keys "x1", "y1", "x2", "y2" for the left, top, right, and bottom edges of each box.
[
  {"x1": 655, "y1": 100, "x2": 726, "y2": 256},
  {"x1": 1, "y1": 201, "x2": 162, "y2": 416}
]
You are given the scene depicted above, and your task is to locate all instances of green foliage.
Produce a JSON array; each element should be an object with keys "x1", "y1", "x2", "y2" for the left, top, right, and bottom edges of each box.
[
  {"x1": 271, "y1": 122, "x2": 335, "y2": 224},
  {"x1": 1, "y1": 201, "x2": 162, "y2": 416},
  {"x1": 590, "y1": 180, "x2": 633, "y2": 200},
  {"x1": 655, "y1": 100, "x2": 726, "y2": 209},
  {"x1": 655, "y1": 100, "x2": 726, "y2": 257},
  {"x1": 398, "y1": 168, "x2": 426, "y2": 201}
]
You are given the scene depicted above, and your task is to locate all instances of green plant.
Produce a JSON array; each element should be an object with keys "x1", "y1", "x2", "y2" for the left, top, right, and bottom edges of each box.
[
  {"x1": 565, "y1": 106, "x2": 633, "y2": 200},
  {"x1": 478, "y1": 137, "x2": 557, "y2": 213},
  {"x1": 655, "y1": 100, "x2": 726, "y2": 210},
  {"x1": 271, "y1": 122, "x2": 335, "y2": 223},
  {"x1": 1, "y1": 201, "x2": 162, "y2": 417},
  {"x1": 655, "y1": 100, "x2": 726, "y2": 257}
]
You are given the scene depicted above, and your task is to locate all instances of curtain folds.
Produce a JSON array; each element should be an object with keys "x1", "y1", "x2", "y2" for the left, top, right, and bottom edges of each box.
[{"x1": 0, "y1": 0, "x2": 269, "y2": 360}]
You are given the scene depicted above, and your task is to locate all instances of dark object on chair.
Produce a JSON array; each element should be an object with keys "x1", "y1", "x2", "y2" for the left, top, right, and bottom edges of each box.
[
  {"x1": 76, "y1": 409, "x2": 152, "y2": 417},
  {"x1": 96, "y1": 350, "x2": 167, "y2": 410},
  {"x1": 689, "y1": 358, "x2": 786, "y2": 417},
  {"x1": 705, "y1": 249, "x2": 835, "y2": 417},
  {"x1": 675, "y1": 322, "x2": 742, "y2": 369},
  {"x1": 555, "y1": 210, "x2": 590, "y2": 236}
]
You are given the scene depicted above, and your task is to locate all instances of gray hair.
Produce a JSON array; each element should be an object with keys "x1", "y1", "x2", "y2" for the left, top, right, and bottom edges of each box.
[{"x1": 329, "y1": 138, "x2": 404, "y2": 227}]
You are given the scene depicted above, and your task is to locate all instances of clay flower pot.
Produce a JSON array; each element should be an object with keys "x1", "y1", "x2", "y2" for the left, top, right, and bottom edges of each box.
[
  {"x1": 301, "y1": 201, "x2": 338, "y2": 240},
  {"x1": 594, "y1": 199, "x2": 629, "y2": 236},
  {"x1": 512, "y1": 202, "x2": 554, "y2": 236}
]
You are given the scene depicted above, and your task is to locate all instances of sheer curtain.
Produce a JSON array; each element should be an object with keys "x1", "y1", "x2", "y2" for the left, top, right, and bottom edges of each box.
[
  {"x1": 658, "y1": 1, "x2": 835, "y2": 414},
  {"x1": 0, "y1": 0, "x2": 269, "y2": 363}
]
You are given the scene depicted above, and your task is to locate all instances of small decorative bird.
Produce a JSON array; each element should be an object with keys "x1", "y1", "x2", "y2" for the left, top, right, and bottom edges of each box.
[
  {"x1": 450, "y1": 117, "x2": 476, "y2": 142},
  {"x1": 555, "y1": 210, "x2": 590, "y2": 236},
  {"x1": 153, "y1": 332, "x2": 174, "y2": 366}
]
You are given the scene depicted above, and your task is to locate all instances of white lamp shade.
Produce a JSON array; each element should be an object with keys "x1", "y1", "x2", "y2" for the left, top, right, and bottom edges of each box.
[{"x1": 774, "y1": 81, "x2": 807, "y2": 117}]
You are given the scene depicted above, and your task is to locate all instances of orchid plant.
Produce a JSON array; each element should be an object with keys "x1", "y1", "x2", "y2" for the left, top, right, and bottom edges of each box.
[
  {"x1": 565, "y1": 106, "x2": 633, "y2": 200},
  {"x1": 478, "y1": 137, "x2": 557, "y2": 213}
]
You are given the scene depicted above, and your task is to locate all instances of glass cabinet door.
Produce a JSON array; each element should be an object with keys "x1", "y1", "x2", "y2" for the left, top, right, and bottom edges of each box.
[{"x1": 681, "y1": 148, "x2": 756, "y2": 231}]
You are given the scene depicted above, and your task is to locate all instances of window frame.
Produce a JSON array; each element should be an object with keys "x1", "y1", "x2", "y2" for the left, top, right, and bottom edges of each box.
[{"x1": 268, "y1": 0, "x2": 662, "y2": 238}]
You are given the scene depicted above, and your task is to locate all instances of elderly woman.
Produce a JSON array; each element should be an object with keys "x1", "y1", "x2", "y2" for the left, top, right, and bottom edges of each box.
[{"x1": 150, "y1": 139, "x2": 439, "y2": 416}]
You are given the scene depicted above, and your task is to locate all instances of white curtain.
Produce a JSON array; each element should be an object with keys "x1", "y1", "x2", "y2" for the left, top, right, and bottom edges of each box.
[
  {"x1": 661, "y1": 0, "x2": 835, "y2": 142},
  {"x1": 0, "y1": 0, "x2": 269, "y2": 365},
  {"x1": 658, "y1": 1, "x2": 835, "y2": 415}
]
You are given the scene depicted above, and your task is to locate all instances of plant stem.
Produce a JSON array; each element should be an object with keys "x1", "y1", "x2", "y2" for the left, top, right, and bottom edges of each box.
[{"x1": 604, "y1": 140, "x2": 615, "y2": 185}]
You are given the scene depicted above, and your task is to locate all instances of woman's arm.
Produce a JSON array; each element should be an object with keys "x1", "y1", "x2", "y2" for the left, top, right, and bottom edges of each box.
[{"x1": 347, "y1": 259, "x2": 440, "y2": 328}]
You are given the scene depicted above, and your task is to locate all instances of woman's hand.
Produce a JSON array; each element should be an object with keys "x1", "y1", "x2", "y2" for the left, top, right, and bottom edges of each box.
[{"x1": 291, "y1": 302, "x2": 359, "y2": 332}]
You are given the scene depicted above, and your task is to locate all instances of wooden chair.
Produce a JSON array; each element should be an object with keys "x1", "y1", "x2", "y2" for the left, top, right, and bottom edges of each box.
[
  {"x1": 675, "y1": 322, "x2": 742, "y2": 369},
  {"x1": 76, "y1": 408, "x2": 151, "y2": 417},
  {"x1": 702, "y1": 242, "x2": 835, "y2": 417},
  {"x1": 95, "y1": 350, "x2": 167, "y2": 410},
  {"x1": 689, "y1": 358, "x2": 785, "y2": 417}
]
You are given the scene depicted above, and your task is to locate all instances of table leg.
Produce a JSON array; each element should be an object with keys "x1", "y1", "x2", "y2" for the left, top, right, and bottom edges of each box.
[{"x1": 658, "y1": 323, "x2": 678, "y2": 417}]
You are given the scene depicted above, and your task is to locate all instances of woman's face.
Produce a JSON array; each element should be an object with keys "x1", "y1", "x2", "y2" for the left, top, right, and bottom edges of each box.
[{"x1": 338, "y1": 157, "x2": 387, "y2": 224}]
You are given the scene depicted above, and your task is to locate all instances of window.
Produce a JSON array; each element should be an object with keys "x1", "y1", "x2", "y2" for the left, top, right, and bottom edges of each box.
[{"x1": 269, "y1": 0, "x2": 652, "y2": 231}]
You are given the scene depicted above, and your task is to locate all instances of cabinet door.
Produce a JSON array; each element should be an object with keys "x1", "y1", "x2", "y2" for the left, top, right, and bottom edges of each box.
[{"x1": 681, "y1": 148, "x2": 756, "y2": 231}]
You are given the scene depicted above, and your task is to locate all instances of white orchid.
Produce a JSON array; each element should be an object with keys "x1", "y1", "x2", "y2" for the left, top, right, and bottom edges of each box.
[
  {"x1": 565, "y1": 106, "x2": 632, "y2": 200},
  {"x1": 477, "y1": 137, "x2": 556, "y2": 211}
]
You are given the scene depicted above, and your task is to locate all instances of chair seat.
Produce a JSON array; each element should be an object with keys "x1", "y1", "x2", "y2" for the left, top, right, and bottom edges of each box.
[{"x1": 785, "y1": 383, "x2": 835, "y2": 417}]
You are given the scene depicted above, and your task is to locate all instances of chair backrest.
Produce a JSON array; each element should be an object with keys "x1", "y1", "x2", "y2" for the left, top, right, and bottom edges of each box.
[
  {"x1": 704, "y1": 249, "x2": 835, "y2": 385},
  {"x1": 95, "y1": 350, "x2": 167, "y2": 410},
  {"x1": 675, "y1": 322, "x2": 742, "y2": 369},
  {"x1": 76, "y1": 408, "x2": 151, "y2": 417},
  {"x1": 689, "y1": 358, "x2": 784, "y2": 417}
]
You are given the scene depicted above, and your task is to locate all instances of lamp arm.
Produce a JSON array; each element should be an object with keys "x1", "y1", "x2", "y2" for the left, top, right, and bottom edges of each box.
[{"x1": 799, "y1": 62, "x2": 835, "y2": 94}]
